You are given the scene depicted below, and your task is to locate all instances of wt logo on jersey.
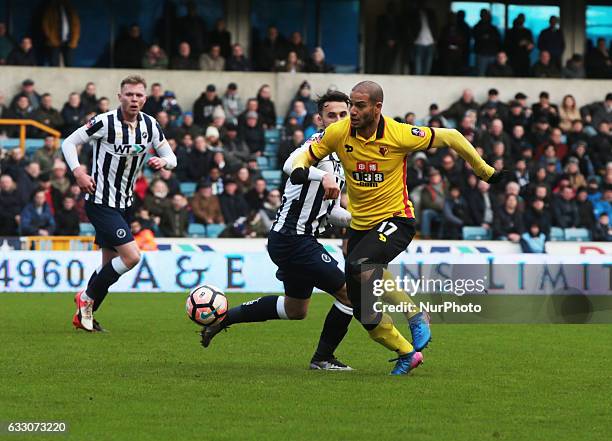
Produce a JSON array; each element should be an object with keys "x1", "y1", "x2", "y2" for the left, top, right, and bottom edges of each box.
[{"x1": 113, "y1": 144, "x2": 146, "y2": 156}]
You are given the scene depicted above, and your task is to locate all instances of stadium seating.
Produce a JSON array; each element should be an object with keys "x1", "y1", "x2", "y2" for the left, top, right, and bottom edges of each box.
[
  {"x1": 462, "y1": 226, "x2": 492, "y2": 240},
  {"x1": 262, "y1": 169, "x2": 282, "y2": 188},
  {"x1": 549, "y1": 227, "x2": 565, "y2": 242},
  {"x1": 79, "y1": 222, "x2": 96, "y2": 236},
  {"x1": 206, "y1": 223, "x2": 226, "y2": 238},
  {"x1": 179, "y1": 182, "x2": 197, "y2": 197},
  {"x1": 187, "y1": 223, "x2": 206, "y2": 238},
  {"x1": 256, "y1": 156, "x2": 269, "y2": 170},
  {"x1": 564, "y1": 228, "x2": 591, "y2": 242}
]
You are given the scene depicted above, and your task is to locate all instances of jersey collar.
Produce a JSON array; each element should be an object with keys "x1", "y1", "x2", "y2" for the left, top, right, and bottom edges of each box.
[
  {"x1": 116, "y1": 107, "x2": 143, "y2": 125},
  {"x1": 350, "y1": 116, "x2": 386, "y2": 142}
]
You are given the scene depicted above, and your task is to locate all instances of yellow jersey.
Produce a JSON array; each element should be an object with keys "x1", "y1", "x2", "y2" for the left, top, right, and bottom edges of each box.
[{"x1": 300, "y1": 115, "x2": 494, "y2": 230}]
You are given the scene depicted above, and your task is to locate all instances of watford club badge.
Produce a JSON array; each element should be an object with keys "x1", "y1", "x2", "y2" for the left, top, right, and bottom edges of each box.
[{"x1": 379, "y1": 146, "x2": 388, "y2": 156}]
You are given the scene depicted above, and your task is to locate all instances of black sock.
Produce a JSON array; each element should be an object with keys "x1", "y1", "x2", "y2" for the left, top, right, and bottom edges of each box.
[
  {"x1": 86, "y1": 269, "x2": 107, "y2": 312},
  {"x1": 312, "y1": 303, "x2": 353, "y2": 361},
  {"x1": 86, "y1": 261, "x2": 121, "y2": 308},
  {"x1": 224, "y1": 296, "x2": 283, "y2": 326}
]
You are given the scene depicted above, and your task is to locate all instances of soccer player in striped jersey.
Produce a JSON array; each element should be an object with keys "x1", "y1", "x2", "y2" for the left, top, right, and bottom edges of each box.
[
  {"x1": 62, "y1": 75, "x2": 177, "y2": 332},
  {"x1": 201, "y1": 91, "x2": 356, "y2": 370}
]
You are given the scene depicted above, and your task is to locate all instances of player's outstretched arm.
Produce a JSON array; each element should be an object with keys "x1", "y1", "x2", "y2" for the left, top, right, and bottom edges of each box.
[
  {"x1": 431, "y1": 128, "x2": 498, "y2": 182},
  {"x1": 149, "y1": 141, "x2": 177, "y2": 170}
]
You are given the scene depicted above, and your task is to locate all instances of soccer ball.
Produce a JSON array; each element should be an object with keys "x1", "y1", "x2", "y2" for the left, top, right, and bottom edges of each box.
[{"x1": 186, "y1": 284, "x2": 228, "y2": 326}]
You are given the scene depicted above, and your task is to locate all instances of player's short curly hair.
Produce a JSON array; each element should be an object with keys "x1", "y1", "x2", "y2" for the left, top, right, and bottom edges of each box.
[
  {"x1": 120, "y1": 75, "x2": 147, "y2": 90},
  {"x1": 316, "y1": 90, "x2": 350, "y2": 114}
]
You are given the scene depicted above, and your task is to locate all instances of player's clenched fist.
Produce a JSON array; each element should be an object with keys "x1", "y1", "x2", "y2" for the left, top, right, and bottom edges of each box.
[
  {"x1": 147, "y1": 157, "x2": 168, "y2": 170},
  {"x1": 73, "y1": 165, "x2": 96, "y2": 194},
  {"x1": 322, "y1": 173, "x2": 340, "y2": 200}
]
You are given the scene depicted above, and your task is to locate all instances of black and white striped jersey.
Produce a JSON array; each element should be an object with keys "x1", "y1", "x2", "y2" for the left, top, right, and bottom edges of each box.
[
  {"x1": 78, "y1": 108, "x2": 166, "y2": 208},
  {"x1": 272, "y1": 132, "x2": 346, "y2": 236}
]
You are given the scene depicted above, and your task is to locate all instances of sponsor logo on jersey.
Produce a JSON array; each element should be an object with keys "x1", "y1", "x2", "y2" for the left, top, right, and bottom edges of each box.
[{"x1": 113, "y1": 144, "x2": 146, "y2": 155}]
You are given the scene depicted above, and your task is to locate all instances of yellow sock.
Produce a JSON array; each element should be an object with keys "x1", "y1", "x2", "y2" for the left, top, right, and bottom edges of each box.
[
  {"x1": 367, "y1": 313, "x2": 414, "y2": 355},
  {"x1": 380, "y1": 269, "x2": 420, "y2": 319}
]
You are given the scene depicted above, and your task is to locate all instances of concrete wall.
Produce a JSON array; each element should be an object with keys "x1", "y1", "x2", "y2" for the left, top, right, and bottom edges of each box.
[{"x1": 1, "y1": 66, "x2": 609, "y2": 121}]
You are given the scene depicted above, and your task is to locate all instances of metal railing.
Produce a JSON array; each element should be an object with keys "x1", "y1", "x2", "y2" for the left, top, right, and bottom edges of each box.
[{"x1": 0, "y1": 119, "x2": 61, "y2": 153}]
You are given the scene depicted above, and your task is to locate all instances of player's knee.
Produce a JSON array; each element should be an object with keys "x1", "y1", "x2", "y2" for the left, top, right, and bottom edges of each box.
[
  {"x1": 122, "y1": 250, "x2": 141, "y2": 269},
  {"x1": 284, "y1": 302, "x2": 308, "y2": 320},
  {"x1": 334, "y1": 284, "x2": 352, "y2": 307}
]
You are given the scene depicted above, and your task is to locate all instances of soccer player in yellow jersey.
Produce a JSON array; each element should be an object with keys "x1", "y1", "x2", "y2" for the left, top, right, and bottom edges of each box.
[{"x1": 290, "y1": 81, "x2": 507, "y2": 375}]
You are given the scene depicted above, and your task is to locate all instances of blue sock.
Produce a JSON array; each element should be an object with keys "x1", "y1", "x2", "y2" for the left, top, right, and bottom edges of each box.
[{"x1": 223, "y1": 296, "x2": 287, "y2": 326}]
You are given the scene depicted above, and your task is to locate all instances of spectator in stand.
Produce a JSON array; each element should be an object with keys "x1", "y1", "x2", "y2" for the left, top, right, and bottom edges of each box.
[
  {"x1": 171, "y1": 41, "x2": 198, "y2": 70},
  {"x1": 16, "y1": 161, "x2": 40, "y2": 205},
  {"x1": 223, "y1": 123, "x2": 250, "y2": 165},
  {"x1": 222, "y1": 82, "x2": 244, "y2": 125},
  {"x1": 176, "y1": 112, "x2": 201, "y2": 140},
  {"x1": 288, "y1": 81, "x2": 317, "y2": 117},
  {"x1": 408, "y1": 4, "x2": 437, "y2": 76},
  {"x1": 157, "y1": 167, "x2": 180, "y2": 196},
  {"x1": 96, "y1": 97, "x2": 110, "y2": 115},
  {"x1": 558, "y1": 95, "x2": 580, "y2": 132},
  {"x1": 278, "y1": 129, "x2": 304, "y2": 173},
  {"x1": 285, "y1": 100, "x2": 314, "y2": 134},
  {"x1": 238, "y1": 99, "x2": 258, "y2": 129},
  {"x1": 565, "y1": 157, "x2": 586, "y2": 191},
  {"x1": 191, "y1": 182, "x2": 224, "y2": 225},
  {"x1": 143, "y1": 83, "x2": 163, "y2": 116},
  {"x1": 594, "y1": 187, "x2": 612, "y2": 220},
  {"x1": 306, "y1": 47, "x2": 335, "y2": 73},
  {"x1": 144, "y1": 179, "x2": 171, "y2": 225},
  {"x1": 206, "y1": 125, "x2": 224, "y2": 151},
  {"x1": 537, "y1": 16, "x2": 565, "y2": 68},
  {"x1": 60, "y1": 92, "x2": 84, "y2": 137},
  {"x1": 567, "y1": 119, "x2": 588, "y2": 148},
  {"x1": 241, "y1": 112, "x2": 265, "y2": 156},
  {"x1": 473, "y1": 9, "x2": 502, "y2": 76},
  {"x1": 113, "y1": 24, "x2": 147, "y2": 68},
  {"x1": 407, "y1": 151, "x2": 428, "y2": 189},
  {"x1": 277, "y1": 50, "x2": 304, "y2": 73},
  {"x1": 520, "y1": 224, "x2": 546, "y2": 253},
  {"x1": 0, "y1": 22, "x2": 15, "y2": 65},
  {"x1": 438, "y1": 12, "x2": 469, "y2": 76},
  {"x1": 420, "y1": 168, "x2": 446, "y2": 239},
  {"x1": 531, "y1": 50, "x2": 560, "y2": 78},
  {"x1": 504, "y1": 14, "x2": 534, "y2": 77},
  {"x1": 142, "y1": 44, "x2": 168, "y2": 69},
  {"x1": 252, "y1": 189, "x2": 282, "y2": 237},
  {"x1": 245, "y1": 177, "x2": 268, "y2": 212},
  {"x1": 287, "y1": 31, "x2": 308, "y2": 63},
  {"x1": 513, "y1": 158, "x2": 530, "y2": 191},
  {"x1": 219, "y1": 178, "x2": 249, "y2": 225},
  {"x1": 575, "y1": 187, "x2": 596, "y2": 230},
  {"x1": 7, "y1": 37, "x2": 36, "y2": 66},
  {"x1": 532, "y1": 91, "x2": 559, "y2": 127},
  {"x1": 33, "y1": 138, "x2": 61, "y2": 176},
  {"x1": 562, "y1": 54, "x2": 586, "y2": 79},
  {"x1": 552, "y1": 186, "x2": 579, "y2": 228},
  {"x1": 187, "y1": 135, "x2": 211, "y2": 182},
  {"x1": 20, "y1": 188, "x2": 55, "y2": 236},
  {"x1": 493, "y1": 194, "x2": 524, "y2": 242},
  {"x1": 568, "y1": 140, "x2": 595, "y2": 178},
  {"x1": 209, "y1": 18, "x2": 231, "y2": 58},
  {"x1": 0, "y1": 174, "x2": 22, "y2": 236},
  {"x1": 193, "y1": 84, "x2": 222, "y2": 127},
  {"x1": 585, "y1": 38, "x2": 612, "y2": 79},
  {"x1": 486, "y1": 51, "x2": 513, "y2": 77},
  {"x1": 159, "y1": 193, "x2": 189, "y2": 237},
  {"x1": 442, "y1": 185, "x2": 468, "y2": 239},
  {"x1": 225, "y1": 43, "x2": 251, "y2": 71},
  {"x1": 160, "y1": 90, "x2": 182, "y2": 124},
  {"x1": 66, "y1": 183, "x2": 87, "y2": 222},
  {"x1": 33, "y1": 94, "x2": 63, "y2": 136},
  {"x1": 523, "y1": 197, "x2": 551, "y2": 238},
  {"x1": 54, "y1": 195, "x2": 80, "y2": 235},
  {"x1": 591, "y1": 121, "x2": 612, "y2": 172},
  {"x1": 199, "y1": 44, "x2": 225, "y2": 71},
  {"x1": 467, "y1": 180, "x2": 494, "y2": 231},
  {"x1": 582, "y1": 93, "x2": 612, "y2": 129},
  {"x1": 374, "y1": 2, "x2": 400, "y2": 74},
  {"x1": 0, "y1": 93, "x2": 8, "y2": 130},
  {"x1": 256, "y1": 84, "x2": 277, "y2": 128},
  {"x1": 256, "y1": 25, "x2": 287, "y2": 71},
  {"x1": 442, "y1": 89, "x2": 479, "y2": 125},
  {"x1": 156, "y1": 110, "x2": 177, "y2": 141},
  {"x1": 42, "y1": 0, "x2": 80, "y2": 67},
  {"x1": 79, "y1": 82, "x2": 97, "y2": 114},
  {"x1": 478, "y1": 118, "x2": 511, "y2": 156},
  {"x1": 11, "y1": 79, "x2": 41, "y2": 110},
  {"x1": 6, "y1": 94, "x2": 33, "y2": 137},
  {"x1": 130, "y1": 219, "x2": 158, "y2": 250},
  {"x1": 176, "y1": 0, "x2": 207, "y2": 57},
  {"x1": 439, "y1": 153, "x2": 463, "y2": 189},
  {"x1": 592, "y1": 213, "x2": 611, "y2": 242}
]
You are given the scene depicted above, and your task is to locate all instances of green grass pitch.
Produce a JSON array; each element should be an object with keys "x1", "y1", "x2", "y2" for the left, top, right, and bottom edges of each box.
[{"x1": 1, "y1": 293, "x2": 611, "y2": 441}]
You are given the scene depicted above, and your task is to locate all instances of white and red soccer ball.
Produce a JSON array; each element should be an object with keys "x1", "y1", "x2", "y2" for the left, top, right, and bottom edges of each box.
[{"x1": 186, "y1": 284, "x2": 228, "y2": 326}]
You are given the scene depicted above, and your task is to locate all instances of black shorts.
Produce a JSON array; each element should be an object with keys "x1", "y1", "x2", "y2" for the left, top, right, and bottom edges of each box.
[
  {"x1": 346, "y1": 217, "x2": 416, "y2": 272},
  {"x1": 267, "y1": 230, "x2": 345, "y2": 299},
  {"x1": 85, "y1": 201, "x2": 134, "y2": 250}
]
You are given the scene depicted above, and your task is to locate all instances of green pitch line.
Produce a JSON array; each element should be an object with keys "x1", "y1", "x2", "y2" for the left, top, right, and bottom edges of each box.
[{"x1": 0, "y1": 293, "x2": 610, "y2": 441}]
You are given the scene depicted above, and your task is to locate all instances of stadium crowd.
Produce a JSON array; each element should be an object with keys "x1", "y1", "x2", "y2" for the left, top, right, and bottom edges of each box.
[
  {"x1": 0, "y1": 75, "x2": 610, "y2": 246},
  {"x1": 0, "y1": 1, "x2": 610, "y2": 78}
]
